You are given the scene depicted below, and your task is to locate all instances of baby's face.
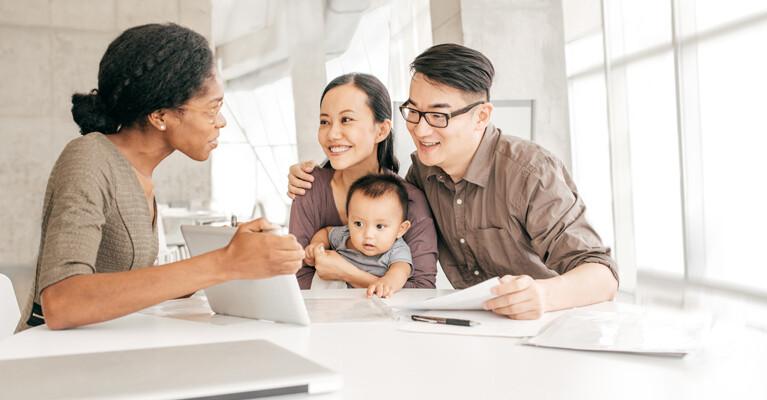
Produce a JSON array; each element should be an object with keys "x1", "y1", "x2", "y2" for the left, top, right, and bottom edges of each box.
[{"x1": 346, "y1": 192, "x2": 410, "y2": 257}]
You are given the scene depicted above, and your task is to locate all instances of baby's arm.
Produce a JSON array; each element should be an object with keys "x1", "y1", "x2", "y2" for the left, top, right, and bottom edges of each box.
[
  {"x1": 366, "y1": 262, "x2": 411, "y2": 298},
  {"x1": 304, "y1": 227, "x2": 332, "y2": 266}
]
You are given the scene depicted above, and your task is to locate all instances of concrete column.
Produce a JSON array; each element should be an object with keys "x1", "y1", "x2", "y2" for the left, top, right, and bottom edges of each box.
[
  {"x1": 430, "y1": 0, "x2": 463, "y2": 44},
  {"x1": 287, "y1": 0, "x2": 328, "y2": 164},
  {"x1": 388, "y1": 0, "x2": 433, "y2": 176}
]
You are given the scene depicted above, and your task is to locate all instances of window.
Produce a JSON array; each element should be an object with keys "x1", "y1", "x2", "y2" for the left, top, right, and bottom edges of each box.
[
  {"x1": 566, "y1": 32, "x2": 615, "y2": 254},
  {"x1": 564, "y1": 0, "x2": 767, "y2": 294},
  {"x1": 211, "y1": 77, "x2": 297, "y2": 224}
]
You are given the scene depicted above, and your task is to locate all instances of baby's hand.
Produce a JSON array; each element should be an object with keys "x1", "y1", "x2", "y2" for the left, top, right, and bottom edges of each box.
[
  {"x1": 367, "y1": 279, "x2": 395, "y2": 298},
  {"x1": 303, "y1": 243, "x2": 325, "y2": 266}
]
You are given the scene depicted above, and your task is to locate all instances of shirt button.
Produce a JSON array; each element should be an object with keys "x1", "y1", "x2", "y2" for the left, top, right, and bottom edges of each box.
[
  {"x1": 474, "y1": 270, "x2": 480, "y2": 276},
  {"x1": 460, "y1": 238, "x2": 465, "y2": 244},
  {"x1": 456, "y1": 199, "x2": 462, "y2": 205}
]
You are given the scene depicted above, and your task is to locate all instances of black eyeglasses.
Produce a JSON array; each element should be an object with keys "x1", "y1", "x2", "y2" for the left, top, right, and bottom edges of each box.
[{"x1": 399, "y1": 101, "x2": 486, "y2": 128}]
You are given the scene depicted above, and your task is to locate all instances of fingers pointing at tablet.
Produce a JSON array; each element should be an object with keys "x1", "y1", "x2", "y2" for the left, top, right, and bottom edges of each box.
[{"x1": 220, "y1": 218, "x2": 305, "y2": 280}]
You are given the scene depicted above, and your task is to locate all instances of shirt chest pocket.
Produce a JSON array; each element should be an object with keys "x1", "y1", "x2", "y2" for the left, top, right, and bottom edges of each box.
[{"x1": 468, "y1": 227, "x2": 517, "y2": 278}]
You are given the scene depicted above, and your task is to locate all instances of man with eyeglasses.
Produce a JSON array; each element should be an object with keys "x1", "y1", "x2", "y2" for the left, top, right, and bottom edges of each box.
[
  {"x1": 290, "y1": 44, "x2": 618, "y2": 319},
  {"x1": 403, "y1": 43, "x2": 618, "y2": 319}
]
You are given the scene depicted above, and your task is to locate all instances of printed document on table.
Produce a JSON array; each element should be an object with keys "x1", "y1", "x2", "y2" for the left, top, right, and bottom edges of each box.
[
  {"x1": 520, "y1": 306, "x2": 713, "y2": 356},
  {"x1": 398, "y1": 309, "x2": 560, "y2": 338},
  {"x1": 394, "y1": 277, "x2": 500, "y2": 310}
]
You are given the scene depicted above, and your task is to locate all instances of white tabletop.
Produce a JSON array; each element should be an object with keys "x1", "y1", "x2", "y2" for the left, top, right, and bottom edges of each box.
[{"x1": 1, "y1": 289, "x2": 765, "y2": 399}]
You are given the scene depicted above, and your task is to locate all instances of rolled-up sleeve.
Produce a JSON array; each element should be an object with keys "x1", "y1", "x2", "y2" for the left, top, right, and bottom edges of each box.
[{"x1": 522, "y1": 160, "x2": 618, "y2": 282}]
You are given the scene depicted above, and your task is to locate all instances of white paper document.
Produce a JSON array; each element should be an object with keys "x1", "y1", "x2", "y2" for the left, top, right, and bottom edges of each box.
[
  {"x1": 395, "y1": 277, "x2": 501, "y2": 310},
  {"x1": 398, "y1": 309, "x2": 557, "y2": 338},
  {"x1": 520, "y1": 307, "x2": 712, "y2": 356}
]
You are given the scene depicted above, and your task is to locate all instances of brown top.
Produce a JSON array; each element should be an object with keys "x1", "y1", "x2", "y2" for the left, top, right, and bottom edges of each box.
[
  {"x1": 289, "y1": 167, "x2": 438, "y2": 289},
  {"x1": 16, "y1": 132, "x2": 158, "y2": 332},
  {"x1": 406, "y1": 123, "x2": 617, "y2": 289}
]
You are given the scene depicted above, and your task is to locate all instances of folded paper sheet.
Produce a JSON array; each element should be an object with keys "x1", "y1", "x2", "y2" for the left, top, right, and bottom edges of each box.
[{"x1": 394, "y1": 277, "x2": 500, "y2": 310}]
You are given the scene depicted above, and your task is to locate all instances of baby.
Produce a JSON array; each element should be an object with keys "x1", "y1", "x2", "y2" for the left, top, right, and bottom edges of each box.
[{"x1": 304, "y1": 174, "x2": 412, "y2": 298}]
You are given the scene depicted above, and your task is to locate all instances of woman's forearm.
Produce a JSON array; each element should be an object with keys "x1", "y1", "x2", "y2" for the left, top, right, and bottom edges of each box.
[
  {"x1": 403, "y1": 252, "x2": 437, "y2": 288},
  {"x1": 41, "y1": 251, "x2": 227, "y2": 330}
]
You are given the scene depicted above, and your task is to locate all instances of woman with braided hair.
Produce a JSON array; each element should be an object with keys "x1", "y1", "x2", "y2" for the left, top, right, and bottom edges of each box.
[{"x1": 16, "y1": 23, "x2": 305, "y2": 332}]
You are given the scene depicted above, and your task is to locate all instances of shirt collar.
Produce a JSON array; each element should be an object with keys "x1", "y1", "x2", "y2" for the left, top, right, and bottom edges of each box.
[
  {"x1": 423, "y1": 123, "x2": 499, "y2": 188},
  {"x1": 461, "y1": 123, "x2": 499, "y2": 188},
  {"x1": 424, "y1": 160, "x2": 445, "y2": 183}
]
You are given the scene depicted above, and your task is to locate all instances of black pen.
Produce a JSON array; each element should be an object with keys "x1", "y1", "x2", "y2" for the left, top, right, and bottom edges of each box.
[{"x1": 411, "y1": 315, "x2": 481, "y2": 327}]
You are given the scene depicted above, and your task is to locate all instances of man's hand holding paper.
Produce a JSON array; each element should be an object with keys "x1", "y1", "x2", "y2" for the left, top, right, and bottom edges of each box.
[{"x1": 483, "y1": 275, "x2": 547, "y2": 320}]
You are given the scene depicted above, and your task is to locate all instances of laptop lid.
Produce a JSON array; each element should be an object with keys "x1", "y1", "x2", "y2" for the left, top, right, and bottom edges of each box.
[
  {"x1": 0, "y1": 340, "x2": 343, "y2": 399},
  {"x1": 181, "y1": 225, "x2": 311, "y2": 326}
]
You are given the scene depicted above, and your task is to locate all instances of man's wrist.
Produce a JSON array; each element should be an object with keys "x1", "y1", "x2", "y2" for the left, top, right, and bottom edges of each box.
[{"x1": 538, "y1": 274, "x2": 566, "y2": 312}]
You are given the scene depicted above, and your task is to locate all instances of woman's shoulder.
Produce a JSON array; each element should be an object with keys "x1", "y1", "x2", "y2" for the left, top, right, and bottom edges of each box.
[
  {"x1": 291, "y1": 165, "x2": 334, "y2": 208},
  {"x1": 60, "y1": 132, "x2": 107, "y2": 155},
  {"x1": 54, "y1": 133, "x2": 113, "y2": 174},
  {"x1": 301, "y1": 166, "x2": 334, "y2": 197},
  {"x1": 310, "y1": 165, "x2": 334, "y2": 183},
  {"x1": 50, "y1": 133, "x2": 129, "y2": 190}
]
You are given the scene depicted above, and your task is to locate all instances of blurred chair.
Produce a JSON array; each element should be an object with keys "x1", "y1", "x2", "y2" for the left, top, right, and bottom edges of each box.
[
  {"x1": 250, "y1": 200, "x2": 266, "y2": 220},
  {"x1": 155, "y1": 205, "x2": 184, "y2": 265},
  {"x1": 0, "y1": 273, "x2": 20, "y2": 339}
]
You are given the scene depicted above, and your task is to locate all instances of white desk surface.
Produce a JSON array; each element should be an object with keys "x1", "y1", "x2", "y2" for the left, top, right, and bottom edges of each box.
[{"x1": 1, "y1": 289, "x2": 765, "y2": 399}]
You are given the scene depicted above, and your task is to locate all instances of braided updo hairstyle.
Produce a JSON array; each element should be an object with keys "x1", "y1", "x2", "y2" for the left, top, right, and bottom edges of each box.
[{"x1": 71, "y1": 23, "x2": 215, "y2": 135}]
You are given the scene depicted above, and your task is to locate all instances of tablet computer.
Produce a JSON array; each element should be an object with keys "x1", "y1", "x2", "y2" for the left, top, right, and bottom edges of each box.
[{"x1": 180, "y1": 225, "x2": 311, "y2": 326}]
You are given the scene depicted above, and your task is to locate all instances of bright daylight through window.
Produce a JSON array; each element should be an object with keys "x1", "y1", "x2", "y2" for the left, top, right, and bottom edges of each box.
[{"x1": 565, "y1": 0, "x2": 767, "y2": 294}]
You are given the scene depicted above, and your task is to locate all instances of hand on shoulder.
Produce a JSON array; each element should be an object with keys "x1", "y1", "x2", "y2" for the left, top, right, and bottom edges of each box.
[{"x1": 287, "y1": 160, "x2": 318, "y2": 199}]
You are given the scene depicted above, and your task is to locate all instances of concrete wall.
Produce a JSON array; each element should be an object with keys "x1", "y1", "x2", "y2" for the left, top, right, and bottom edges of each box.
[
  {"x1": 429, "y1": 0, "x2": 462, "y2": 44},
  {"x1": 288, "y1": 0, "x2": 328, "y2": 165},
  {"x1": 439, "y1": 0, "x2": 572, "y2": 169},
  {"x1": 0, "y1": 0, "x2": 213, "y2": 267}
]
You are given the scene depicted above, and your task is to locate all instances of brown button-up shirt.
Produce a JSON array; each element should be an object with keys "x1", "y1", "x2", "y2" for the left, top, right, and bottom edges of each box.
[{"x1": 406, "y1": 123, "x2": 617, "y2": 289}]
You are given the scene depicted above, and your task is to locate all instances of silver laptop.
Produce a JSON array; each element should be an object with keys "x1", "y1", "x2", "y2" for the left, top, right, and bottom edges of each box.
[
  {"x1": 0, "y1": 340, "x2": 343, "y2": 399},
  {"x1": 181, "y1": 225, "x2": 311, "y2": 326}
]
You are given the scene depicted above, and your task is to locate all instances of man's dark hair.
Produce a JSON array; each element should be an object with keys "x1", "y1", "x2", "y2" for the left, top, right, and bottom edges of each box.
[
  {"x1": 346, "y1": 174, "x2": 409, "y2": 222},
  {"x1": 71, "y1": 23, "x2": 215, "y2": 135},
  {"x1": 410, "y1": 43, "x2": 495, "y2": 101}
]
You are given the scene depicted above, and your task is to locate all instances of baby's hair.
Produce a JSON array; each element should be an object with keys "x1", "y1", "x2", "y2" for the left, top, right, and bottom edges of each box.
[{"x1": 346, "y1": 174, "x2": 409, "y2": 222}]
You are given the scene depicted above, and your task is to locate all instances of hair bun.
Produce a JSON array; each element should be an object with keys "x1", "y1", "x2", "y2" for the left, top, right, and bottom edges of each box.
[{"x1": 71, "y1": 89, "x2": 120, "y2": 135}]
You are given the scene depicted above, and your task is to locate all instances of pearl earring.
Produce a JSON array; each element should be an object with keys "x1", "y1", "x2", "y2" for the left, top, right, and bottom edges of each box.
[{"x1": 160, "y1": 125, "x2": 165, "y2": 131}]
